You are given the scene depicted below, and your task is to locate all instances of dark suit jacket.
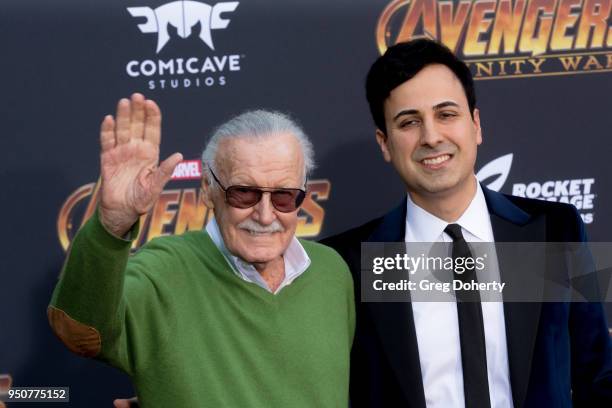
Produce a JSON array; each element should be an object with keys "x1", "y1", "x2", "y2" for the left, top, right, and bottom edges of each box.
[{"x1": 322, "y1": 186, "x2": 612, "y2": 408}]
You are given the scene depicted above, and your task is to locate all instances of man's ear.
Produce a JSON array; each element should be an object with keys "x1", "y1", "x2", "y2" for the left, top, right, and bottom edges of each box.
[
  {"x1": 473, "y1": 108, "x2": 482, "y2": 145},
  {"x1": 201, "y1": 177, "x2": 215, "y2": 209},
  {"x1": 375, "y1": 129, "x2": 392, "y2": 162}
]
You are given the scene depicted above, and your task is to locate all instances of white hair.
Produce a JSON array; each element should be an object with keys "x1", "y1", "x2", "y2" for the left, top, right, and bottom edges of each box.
[{"x1": 201, "y1": 110, "x2": 315, "y2": 185}]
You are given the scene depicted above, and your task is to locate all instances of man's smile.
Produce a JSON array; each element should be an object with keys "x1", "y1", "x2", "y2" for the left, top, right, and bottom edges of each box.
[{"x1": 420, "y1": 153, "x2": 452, "y2": 169}]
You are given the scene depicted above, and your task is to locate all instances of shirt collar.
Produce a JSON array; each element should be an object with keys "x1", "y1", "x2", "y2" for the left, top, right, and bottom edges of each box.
[
  {"x1": 405, "y1": 179, "x2": 492, "y2": 242},
  {"x1": 455, "y1": 182, "x2": 493, "y2": 242},
  {"x1": 405, "y1": 194, "x2": 448, "y2": 243}
]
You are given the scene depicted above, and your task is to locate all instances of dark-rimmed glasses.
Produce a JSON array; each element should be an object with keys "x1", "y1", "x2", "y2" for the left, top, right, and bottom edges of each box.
[{"x1": 208, "y1": 167, "x2": 306, "y2": 213}]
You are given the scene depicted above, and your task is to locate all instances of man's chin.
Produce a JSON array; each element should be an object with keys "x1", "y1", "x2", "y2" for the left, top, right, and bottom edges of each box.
[
  {"x1": 229, "y1": 234, "x2": 289, "y2": 265},
  {"x1": 414, "y1": 175, "x2": 463, "y2": 195},
  {"x1": 240, "y1": 253, "x2": 281, "y2": 266},
  {"x1": 231, "y1": 245, "x2": 283, "y2": 265}
]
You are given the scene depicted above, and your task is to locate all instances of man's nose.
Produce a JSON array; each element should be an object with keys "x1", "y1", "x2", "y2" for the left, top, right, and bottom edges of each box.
[
  {"x1": 252, "y1": 192, "x2": 276, "y2": 225},
  {"x1": 419, "y1": 118, "x2": 445, "y2": 147}
]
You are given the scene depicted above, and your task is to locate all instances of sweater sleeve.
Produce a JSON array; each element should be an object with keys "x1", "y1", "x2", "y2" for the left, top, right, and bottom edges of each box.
[
  {"x1": 48, "y1": 209, "x2": 179, "y2": 375},
  {"x1": 347, "y1": 263, "x2": 356, "y2": 345}
]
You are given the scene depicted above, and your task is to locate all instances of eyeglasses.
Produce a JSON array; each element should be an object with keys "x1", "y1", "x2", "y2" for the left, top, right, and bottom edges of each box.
[{"x1": 208, "y1": 167, "x2": 306, "y2": 213}]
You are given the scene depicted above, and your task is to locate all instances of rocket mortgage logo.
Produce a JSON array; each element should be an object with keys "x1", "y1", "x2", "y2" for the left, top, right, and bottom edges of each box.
[{"x1": 477, "y1": 153, "x2": 597, "y2": 224}]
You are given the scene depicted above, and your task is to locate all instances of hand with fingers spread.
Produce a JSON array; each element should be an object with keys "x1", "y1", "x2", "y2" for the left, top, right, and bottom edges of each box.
[{"x1": 99, "y1": 93, "x2": 183, "y2": 237}]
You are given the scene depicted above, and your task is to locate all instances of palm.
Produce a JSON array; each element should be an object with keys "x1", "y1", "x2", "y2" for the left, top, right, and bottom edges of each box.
[
  {"x1": 101, "y1": 139, "x2": 159, "y2": 215},
  {"x1": 98, "y1": 94, "x2": 182, "y2": 236}
]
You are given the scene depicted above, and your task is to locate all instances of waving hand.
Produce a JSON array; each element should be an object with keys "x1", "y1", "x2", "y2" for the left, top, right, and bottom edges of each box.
[{"x1": 98, "y1": 93, "x2": 183, "y2": 237}]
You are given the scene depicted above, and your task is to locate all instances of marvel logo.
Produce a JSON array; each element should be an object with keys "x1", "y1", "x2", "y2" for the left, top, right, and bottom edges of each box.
[{"x1": 171, "y1": 160, "x2": 202, "y2": 180}]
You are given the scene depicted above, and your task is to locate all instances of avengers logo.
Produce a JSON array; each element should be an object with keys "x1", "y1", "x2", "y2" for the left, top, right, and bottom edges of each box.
[
  {"x1": 377, "y1": 0, "x2": 612, "y2": 79},
  {"x1": 57, "y1": 160, "x2": 331, "y2": 251}
]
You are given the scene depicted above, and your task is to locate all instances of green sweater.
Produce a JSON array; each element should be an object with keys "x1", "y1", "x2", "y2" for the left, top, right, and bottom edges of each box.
[{"x1": 49, "y1": 211, "x2": 355, "y2": 407}]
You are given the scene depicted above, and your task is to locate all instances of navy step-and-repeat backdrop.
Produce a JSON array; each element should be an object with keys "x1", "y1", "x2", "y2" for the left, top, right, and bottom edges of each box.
[{"x1": 1, "y1": 0, "x2": 611, "y2": 405}]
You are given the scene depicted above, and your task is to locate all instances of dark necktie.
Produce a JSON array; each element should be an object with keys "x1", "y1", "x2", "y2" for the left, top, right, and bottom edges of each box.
[{"x1": 444, "y1": 224, "x2": 491, "y2": 408}]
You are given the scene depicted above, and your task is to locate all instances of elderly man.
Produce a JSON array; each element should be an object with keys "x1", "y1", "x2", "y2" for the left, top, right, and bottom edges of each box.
[{"x1": 48, "y1": 94, "x2": 354, "y2": 407}]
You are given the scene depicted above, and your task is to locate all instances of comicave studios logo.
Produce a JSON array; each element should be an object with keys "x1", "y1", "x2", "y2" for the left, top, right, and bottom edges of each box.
[
  {"x1": 377, "y1": 0, "x2": 612, "y2": 80},
  {"x1": 477, "y1": 154, "x2": 596, "y2": 224},
  {"x1": 125, "y1": 1, "x2": 242, "y2": 90}
]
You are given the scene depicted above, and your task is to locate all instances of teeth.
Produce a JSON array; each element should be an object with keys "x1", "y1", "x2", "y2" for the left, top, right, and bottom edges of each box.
[
  {"x1": 248, "y1": 230, "x2": 271, "y2": 235},
  {"x1": 422, "y1": 155, "x2": 450, "y2": 165}
]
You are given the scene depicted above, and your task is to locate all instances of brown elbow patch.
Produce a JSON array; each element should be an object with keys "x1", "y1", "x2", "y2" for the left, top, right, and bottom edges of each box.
[{"x1": 47, "y1": 306, "x2": 101, "y2": 358}]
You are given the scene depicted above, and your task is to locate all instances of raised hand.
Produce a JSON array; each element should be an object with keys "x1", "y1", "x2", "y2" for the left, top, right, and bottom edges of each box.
[{"x1": 99, "y1": 93, "x2": 183, "y2": 237}]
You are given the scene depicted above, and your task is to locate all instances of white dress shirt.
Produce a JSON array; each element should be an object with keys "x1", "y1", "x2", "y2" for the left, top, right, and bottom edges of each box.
[
  {"x1": 205, "y1": 218, "x2": 311, "y2": 294},
  {"x1": 406, "y1": 182, "x2": 513, "y2": 408}
]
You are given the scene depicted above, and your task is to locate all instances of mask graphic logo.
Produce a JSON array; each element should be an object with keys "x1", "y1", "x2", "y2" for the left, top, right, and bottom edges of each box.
[
  {"x1": 128, "y1": 1, "x2": 239, "y2": 53},
  {"x1": 477, "y1": 153, "x2": 513, "y2": 192}
]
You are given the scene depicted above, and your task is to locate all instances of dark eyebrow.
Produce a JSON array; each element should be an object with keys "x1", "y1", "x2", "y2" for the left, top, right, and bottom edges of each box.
[
  {"x1": 392, "y1": 109, "x2": 419, "y2": 121},
  {"x1": 392, "y1": 101, "x2": 460, "y2": 121},
  {"x1": 433, "y1": 101, "x2": 460, "y2": 110}
]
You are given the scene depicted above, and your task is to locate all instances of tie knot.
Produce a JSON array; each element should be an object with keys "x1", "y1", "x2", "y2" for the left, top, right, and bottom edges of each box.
[{"x1": 444, "y1": 224, "x2": 464, "y2": 241}]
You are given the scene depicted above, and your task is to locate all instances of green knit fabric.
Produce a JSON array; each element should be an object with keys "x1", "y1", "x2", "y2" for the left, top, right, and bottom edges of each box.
[{"x1": 50, "y1": 211, "x2": 355, "y2": 407}]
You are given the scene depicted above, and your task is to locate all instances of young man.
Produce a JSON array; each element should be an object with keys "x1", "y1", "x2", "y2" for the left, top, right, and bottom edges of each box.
[{"x1": 323, "y1": 39, "x2": 612, "y2": 408}]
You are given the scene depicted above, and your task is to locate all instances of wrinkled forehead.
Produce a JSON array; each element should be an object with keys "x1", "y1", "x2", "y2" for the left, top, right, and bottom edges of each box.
[{"x1": 215, "y1": 133, "x2": 305, "y2": 185}]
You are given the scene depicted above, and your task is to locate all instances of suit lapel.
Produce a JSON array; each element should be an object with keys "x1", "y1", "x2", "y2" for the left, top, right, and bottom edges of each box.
[
  {"x1": 483, "y1": 187, "x2": 545, "y2": 408},
  {"x1": 367, "y1": 198, "x2": 407, "y2": 243},
  {"x1": 366, "y1": 199, "x2": 427, "y2": 407}
]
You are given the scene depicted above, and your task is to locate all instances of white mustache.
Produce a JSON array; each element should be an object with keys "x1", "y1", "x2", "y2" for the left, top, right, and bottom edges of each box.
[{"x1": 238, "y1": 219, "x2": 285, "y2": 233}]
